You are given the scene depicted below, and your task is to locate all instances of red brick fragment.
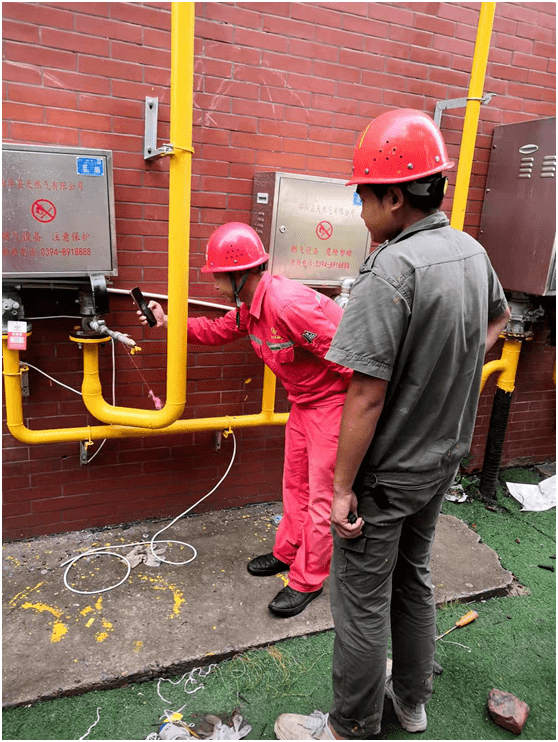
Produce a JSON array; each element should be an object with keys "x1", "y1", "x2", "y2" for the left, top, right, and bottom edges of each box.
[{"x1": 488, "y1": 689, "x2": 530, "y2": 734}]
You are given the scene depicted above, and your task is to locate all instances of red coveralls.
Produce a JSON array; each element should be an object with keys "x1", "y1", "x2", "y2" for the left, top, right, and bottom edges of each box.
[{"x1": 187, "y1": 273, "x2": 352, "y2": 592}]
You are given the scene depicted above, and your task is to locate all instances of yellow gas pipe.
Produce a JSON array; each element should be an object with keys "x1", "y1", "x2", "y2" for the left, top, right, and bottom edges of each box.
[
  {"x1": 76, "y1": 1, "x2": 192, "y2": 428},
  {"x1": 2, "y1": 1, "x2": 288, "y2": 446},
  {"x1": 448, "y1": 2, "x2": 521, "y2": 396},
  {"x1": 450, "y1": 1, "x2": 495, "y2": 232},
  {"x1": 2, "y1": 335, "x2": 287, "y2": 445}
]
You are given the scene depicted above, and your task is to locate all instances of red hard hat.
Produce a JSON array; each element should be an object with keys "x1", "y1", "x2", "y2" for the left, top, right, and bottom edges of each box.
[
  {"x1": 347, "y1": 108, "x2": 454, "y2": 186},
  {"x1": 201, "y1": 222, "x2": 269, "y2": 273}
]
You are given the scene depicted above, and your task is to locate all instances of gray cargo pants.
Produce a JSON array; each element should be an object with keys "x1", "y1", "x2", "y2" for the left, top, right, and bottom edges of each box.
[{"x1": 328, "y1": 470, "x2": 457, "y2": 739}]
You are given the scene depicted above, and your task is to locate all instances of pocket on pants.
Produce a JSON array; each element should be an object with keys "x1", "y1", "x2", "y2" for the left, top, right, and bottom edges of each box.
[{"x1": 333, "y1": 532, "x2": 367, "y2": 586}]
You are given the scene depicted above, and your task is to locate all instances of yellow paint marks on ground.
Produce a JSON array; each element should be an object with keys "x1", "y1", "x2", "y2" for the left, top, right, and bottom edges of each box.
[
  {"x1": 95, "y1": 597, "x2": 103, "y2": 611},
  {"x1": 85, "y1": 617, "x2": 95, "y2": 628},
  {"x1": 136, "y1": 574, "x2": 185, "y2": 619},
  {"x1": 17, "y1": 596, "x2": 69, "y2": 643},
  {"x1": 168, "y1": 583, "x2": 185, "y2": 618},
  {"x1": 51, "y1": 621, "x2": 67, "y2": 643},
  {"x1": 101, "y1": 618, "x2": 113, "y2": 629},
  {"x1": 8, "y1": 582, "x2": 44, "y2": 607},
  {"x1": 5, "y1": 555, "x2": 21, "y2": 567},
  {"x1": 80, "y1": 606, "x2": 93, "y2": 616},
  {"x1": 276, "y1": 573, "x2": 289, "y2": 587},
  {"x1": 21, "y1": 601, "x2": 63, "y2": 618},
  {"x1": 133, "y1": 641, "x2": 144, "y2": 653},
  {"x1": 95, "y1": 632, "x2": 109, "y2": 642}
]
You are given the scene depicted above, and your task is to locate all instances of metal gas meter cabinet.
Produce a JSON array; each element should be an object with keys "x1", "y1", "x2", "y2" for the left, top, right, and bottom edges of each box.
[
  {"x1": 251, "y1": 171, "x2": 370, "y2": 289},
  {"x1": 2, "y1": 143, "x2": 117, "y2": 280},
  {"x1": 2, "y1": 143, "x2": 118, "y2": 333}
]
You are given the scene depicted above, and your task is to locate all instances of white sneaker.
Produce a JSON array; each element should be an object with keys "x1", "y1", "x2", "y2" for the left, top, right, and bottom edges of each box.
[
  {"x1": 274, "y1": 710, "x2": 336, "y2": 740},
  {"x1": 385, "y1": 679, "x2": 427, "y2": 733}
]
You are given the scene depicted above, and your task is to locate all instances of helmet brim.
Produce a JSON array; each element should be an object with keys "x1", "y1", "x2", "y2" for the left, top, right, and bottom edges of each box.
[
  {"x1": 346, "y1": 160, "x2": 455, "y2": 187},
  {"x1": 201, "y1": 253, "x2": 269, "y2": 273}
]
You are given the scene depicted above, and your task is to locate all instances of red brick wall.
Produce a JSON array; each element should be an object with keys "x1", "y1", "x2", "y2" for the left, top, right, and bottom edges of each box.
[{"x1": 2, "y1": 2, "x2": 556, "y2": 539}]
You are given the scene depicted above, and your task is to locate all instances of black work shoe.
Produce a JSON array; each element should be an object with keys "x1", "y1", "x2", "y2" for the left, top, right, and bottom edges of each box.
[
  {"x1": 247, "y1": 552, "x2": 290, "y2": 577},
  {"x1": 268, "y1": 585, "x2": 323, "y2": 617}
]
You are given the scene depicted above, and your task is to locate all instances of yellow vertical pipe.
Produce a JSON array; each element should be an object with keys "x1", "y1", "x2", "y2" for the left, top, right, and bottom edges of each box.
[
  {"x1": 450, "y1": 1, "x2": 496, "y2": 231},
  {"x1": 75, "y1": 1, "x2": 194, "y2": 428},
  {"x1": 166, "y1": 0, "x2": 194, "y2": 413}
]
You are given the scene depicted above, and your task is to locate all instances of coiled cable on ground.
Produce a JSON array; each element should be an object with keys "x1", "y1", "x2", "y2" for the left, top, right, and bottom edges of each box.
[{"x1": 60, "y1": 431, "x2": 237, "y2": 594}]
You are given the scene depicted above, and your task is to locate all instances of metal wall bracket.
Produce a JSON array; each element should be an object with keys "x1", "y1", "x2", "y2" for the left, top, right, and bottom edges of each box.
[
  {"x1": 79, "y1": 441, "x2": 89, "y2": 466},
  {"x1": 144, "y1": 97, "x2": 173, "y2": 160},
  {"x1": 20, "y1": 366, "x2": 29, "y2": 397},
  {"x1": 434, "y1": 93, "x2": 496, "y2": 127}
]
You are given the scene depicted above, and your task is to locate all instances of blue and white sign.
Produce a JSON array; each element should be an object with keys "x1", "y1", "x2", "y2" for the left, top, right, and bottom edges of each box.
[{"x1": 76, "y1": 157, "x2": 104, "y2": 176}]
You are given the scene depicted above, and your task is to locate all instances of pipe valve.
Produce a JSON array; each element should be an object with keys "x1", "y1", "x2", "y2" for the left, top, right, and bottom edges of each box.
[{"x1": 88, "y1": 319, "x2": 137, "y2": 348}]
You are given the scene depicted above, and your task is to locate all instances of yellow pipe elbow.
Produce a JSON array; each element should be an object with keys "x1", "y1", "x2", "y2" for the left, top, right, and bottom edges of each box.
[
  {"x1": 479, "y1": 358, "x2": 506, "y2": 395},
  {"x1": 479, "y1": 338, "x2": 523, "y2": 395},
  {"x1": 80, "y1": 343, "x2": 183, "y2": 428}
]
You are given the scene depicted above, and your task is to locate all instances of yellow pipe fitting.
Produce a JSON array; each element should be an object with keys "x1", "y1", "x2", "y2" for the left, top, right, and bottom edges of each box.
[
  {"x1": 451, "y1": 2, "x2": 495, "y2": 232},
  {"x1": 479, "y1": 338, "x2": 523, "y2": 395},
  {"x1": 495, "y1": 338, "x2": 522, "y2": 393}
]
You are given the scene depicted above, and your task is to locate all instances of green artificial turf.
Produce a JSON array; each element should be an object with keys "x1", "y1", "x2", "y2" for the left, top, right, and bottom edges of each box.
[{"x1": 2, "y1": 467, "x2": 555, "y2": 741}]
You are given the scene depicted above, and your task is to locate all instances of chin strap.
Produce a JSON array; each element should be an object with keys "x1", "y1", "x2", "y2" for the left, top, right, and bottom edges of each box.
[{"x1": 229, "y1": 272, "x2": 250, "y2": 329}]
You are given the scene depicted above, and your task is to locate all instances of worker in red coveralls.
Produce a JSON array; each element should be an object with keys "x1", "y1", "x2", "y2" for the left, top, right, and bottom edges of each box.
[{"x1": 138, "y1": 222, "x2": 352, "y2": 618}]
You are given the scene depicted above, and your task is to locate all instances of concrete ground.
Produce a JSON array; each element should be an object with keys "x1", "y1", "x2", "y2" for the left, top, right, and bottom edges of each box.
[{"x1": 2, "y1": 502, "x2": 514, "y2": 709}]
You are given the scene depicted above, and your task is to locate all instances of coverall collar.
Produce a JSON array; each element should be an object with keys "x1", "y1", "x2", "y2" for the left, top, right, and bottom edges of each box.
[{"x1": 246, "y1": 271, "x2": 272, "y2": 320}]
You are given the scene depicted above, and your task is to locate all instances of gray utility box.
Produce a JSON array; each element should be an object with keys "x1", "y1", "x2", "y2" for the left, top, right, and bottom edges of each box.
[
  {"x1": 251, "y1": 171, "x2": 370, "y2": 287},
  {"x1": 2, "y1": 143, "x2": 118, "y2": 279},
  {"x1": 479, "y1": 117, "x2": 556, "y2": 296}
]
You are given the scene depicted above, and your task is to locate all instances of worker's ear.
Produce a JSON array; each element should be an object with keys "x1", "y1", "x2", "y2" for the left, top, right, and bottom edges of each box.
[{"x1": 387, "y1": 185, "x2": 405, "y2": 211}]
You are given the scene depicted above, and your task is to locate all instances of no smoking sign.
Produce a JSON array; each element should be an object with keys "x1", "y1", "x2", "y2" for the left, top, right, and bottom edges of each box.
[
  {"x1": 31, "y1": 199, "x2": 57, "y2": 223},
  {"x1": 316, "y1": 220, "x2": 333, "y2": 240}
]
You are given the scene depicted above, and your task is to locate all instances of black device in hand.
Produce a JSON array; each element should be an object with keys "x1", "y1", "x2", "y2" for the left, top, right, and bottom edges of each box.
[{"x1": 130, "y1": 287, "x2": 157, "y2": 327}]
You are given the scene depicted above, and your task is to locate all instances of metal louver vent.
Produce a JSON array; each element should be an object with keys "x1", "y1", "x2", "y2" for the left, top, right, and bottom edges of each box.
[{"x1": 541, "y1": 155, "x2": 556, "y2": 178}]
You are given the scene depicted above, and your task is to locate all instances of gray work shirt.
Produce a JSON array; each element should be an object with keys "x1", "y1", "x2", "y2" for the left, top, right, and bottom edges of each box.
[{"x1": 326, "y1": 212, "x2": 508, "y2": 486}]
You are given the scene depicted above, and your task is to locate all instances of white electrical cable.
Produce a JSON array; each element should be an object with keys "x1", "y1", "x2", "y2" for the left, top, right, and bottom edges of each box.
[
  {"x1": 21, "y1": 339, "x2": 117, "y2": 464},
  {"x1": 61, "y1": 431, "x2": 237, "y2": 594},
  {"x1": 78, "y1": 707, "x2": 102, "y2": 740},
  {"x1": 21, "y1": 361, "x2": 83, "y2": 396}
]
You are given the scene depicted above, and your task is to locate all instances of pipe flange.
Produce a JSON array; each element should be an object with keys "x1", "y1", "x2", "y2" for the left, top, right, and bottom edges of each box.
[
  {"x1": 502, "y1": 330, "x2": 534, "y2": 341},
  {"x1": 69, "y1": 333, "x2": 111, "y2": 343}
]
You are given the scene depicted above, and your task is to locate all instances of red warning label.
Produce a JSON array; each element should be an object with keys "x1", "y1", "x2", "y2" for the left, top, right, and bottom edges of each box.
[
  {"x1": 31, "y1": 199, "x2": 57, "y2": 223},
  {"x1": 316, "y1": 220, "x2": 333, "y2": 240}
]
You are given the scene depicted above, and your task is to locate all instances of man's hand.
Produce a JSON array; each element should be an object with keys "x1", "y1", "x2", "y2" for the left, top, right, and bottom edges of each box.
[
  {"x1": 137, "y1": 300, "x2": 167, "y2": 329},
  {"x1": 331, "y1": 488, "x2": 364, "y2": 539}
]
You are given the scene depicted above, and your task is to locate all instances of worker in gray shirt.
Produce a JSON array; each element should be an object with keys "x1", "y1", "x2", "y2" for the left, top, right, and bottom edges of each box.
[{"x1": 275, "y1": 108, "x2": 510, "y2": 740}]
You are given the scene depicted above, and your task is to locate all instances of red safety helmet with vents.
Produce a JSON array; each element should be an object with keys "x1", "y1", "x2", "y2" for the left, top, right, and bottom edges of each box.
[
  {"x1": 201, "y1": 222, "x2": 269, "y2": 273},
  {"x1": 347, "y1": 108, "x2": 454, "y2": 186}
]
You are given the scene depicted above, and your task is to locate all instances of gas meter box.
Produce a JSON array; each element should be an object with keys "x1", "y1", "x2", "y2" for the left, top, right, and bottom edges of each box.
[
  {"x1": 479, "y1": 117, "x2": 556, "y2": 296},
  {"x1": 2, "y1": 143, "x2": 118, "y2": 279},
  {"x1": 251, "y1": 172, "x2": 370, "y2": 287}
]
